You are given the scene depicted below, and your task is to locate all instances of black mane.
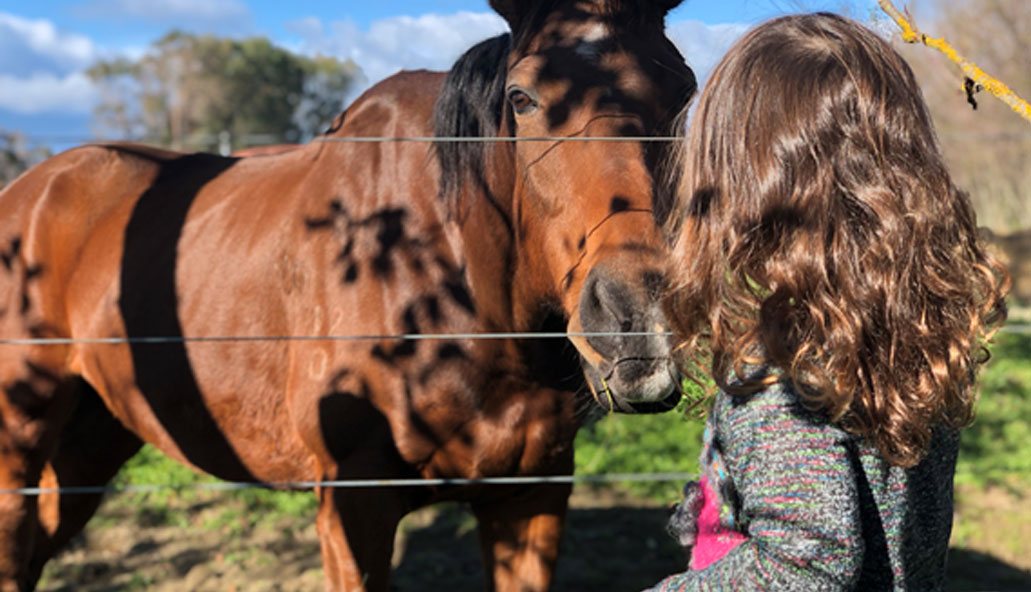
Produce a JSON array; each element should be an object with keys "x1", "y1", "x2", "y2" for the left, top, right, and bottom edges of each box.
[{"x1": 433, "y1": 34, "x2": 511, "y2": 208}]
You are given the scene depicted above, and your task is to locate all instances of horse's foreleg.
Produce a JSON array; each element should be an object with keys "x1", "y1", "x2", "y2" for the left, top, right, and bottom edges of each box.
[
  {"x1": 316, "y1": 486, "x2": 407, "y2": 592},
  {"x1": 472, "y1": 483, "x2": 572, "y2": 592},
  {"x1": 0, "y1": 358, "x2": 74, "y2": 592},
  {"x1": 28, "y1": 383, "x2": 142, "y2": 583},
  {"x1": 0, "y1": 438, "x2": 39, "y2": 592}
]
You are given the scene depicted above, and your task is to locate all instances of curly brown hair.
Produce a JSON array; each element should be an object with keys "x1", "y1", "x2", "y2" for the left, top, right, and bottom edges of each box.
[{"x1": 666, "y1": 13, "x2": 1010, "y2": 467}]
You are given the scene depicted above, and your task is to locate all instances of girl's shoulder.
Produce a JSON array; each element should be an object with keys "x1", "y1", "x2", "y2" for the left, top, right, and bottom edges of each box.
[
  {"x1": 711, "y1": 373, "x2": 852, "y2": 453},
  {"x1": 700, "y1": 371, "x2": 860, "y2": 537}
]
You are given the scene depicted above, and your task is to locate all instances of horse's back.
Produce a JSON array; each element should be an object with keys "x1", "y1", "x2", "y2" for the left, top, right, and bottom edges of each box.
[{"x1": 0, "y1": 143, "x2": 167, "y2": 238}]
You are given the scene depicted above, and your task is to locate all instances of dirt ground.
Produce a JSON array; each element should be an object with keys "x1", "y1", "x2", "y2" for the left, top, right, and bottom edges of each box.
[{"x1": 39, "y1": 485, "x2": 1031, "y2": 591}]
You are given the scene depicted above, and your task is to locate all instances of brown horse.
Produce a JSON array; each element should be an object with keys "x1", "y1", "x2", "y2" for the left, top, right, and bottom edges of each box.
[{"x1": 0, "y1": 1, "x2": 695, "y2": 590}]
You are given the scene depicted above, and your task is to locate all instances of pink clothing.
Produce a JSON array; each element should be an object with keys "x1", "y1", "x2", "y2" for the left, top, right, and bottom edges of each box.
[{"x1": 689, "y1": 475, "x2": 747, "y2": 571}]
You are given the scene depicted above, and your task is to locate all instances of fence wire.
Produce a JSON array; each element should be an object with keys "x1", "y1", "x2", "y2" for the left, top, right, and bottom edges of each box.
[
  {"x1": 1, "y1": 467, "x2": 1026, "y2": 497},
  {"x1": 0, "y1": 472, "x2": 701, "y2": 497},
  {"x1": 2, "y1": 326, "x2": 1025, "y2": 496},
  {"x1": 13, "y1": 129, "x2": 1031, "y2": 145},
  {"x1": 0, "y1": 321, "x2": 1025, "y2": 497},
  {"x1": 0, "y1": 330, "x2": 661, "y2": 347},
  {"x1": 313, "y1": 136, "x2": 680, "y2": 143},
  {"x1": 1, "y1": 326, "x2": 1027, "y2": 347}
]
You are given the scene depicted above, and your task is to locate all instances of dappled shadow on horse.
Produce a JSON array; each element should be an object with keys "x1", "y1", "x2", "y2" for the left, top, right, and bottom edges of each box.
[{"x1": 0, "y1": 0, "x2": 695, "y2": 590}]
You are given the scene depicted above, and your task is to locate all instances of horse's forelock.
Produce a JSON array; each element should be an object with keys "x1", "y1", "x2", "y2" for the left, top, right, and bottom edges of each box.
[{"x1": 433, "y1": 34, "x2": 512, "y2": 211}]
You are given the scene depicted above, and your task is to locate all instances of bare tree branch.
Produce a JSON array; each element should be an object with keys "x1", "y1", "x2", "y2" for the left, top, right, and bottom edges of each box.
[{"x1": 879, "y1": 0, "x2": 1031, "y2": 124}]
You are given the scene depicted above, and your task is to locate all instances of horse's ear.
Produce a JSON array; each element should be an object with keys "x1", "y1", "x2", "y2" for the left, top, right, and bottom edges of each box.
[
  {"x1": 652, "y1": 0, "x2": 684, "y2": 15},
  {"x1": 489, "y1": 0, "x2": 529, "y2": 32}
]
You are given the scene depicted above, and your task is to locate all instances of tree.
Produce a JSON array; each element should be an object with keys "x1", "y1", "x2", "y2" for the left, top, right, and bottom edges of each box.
[
  {"x1": 0, "y1": 131, "x2": 50, "y2": 189},
  {"x1": 88, "y1": 32, "x2": 360, "y2": 151}
]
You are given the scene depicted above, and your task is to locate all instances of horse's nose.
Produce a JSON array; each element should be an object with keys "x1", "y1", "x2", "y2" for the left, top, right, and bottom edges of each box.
[
  {"x1": 575, "y1": 264, "x2": 679, "y2": 411},
  {"x1": 613, "y1": 358, "x2": 655, "y2": 384},
  {"x1": 579, "y1": 266, "x2": 641, "y2": 357}
]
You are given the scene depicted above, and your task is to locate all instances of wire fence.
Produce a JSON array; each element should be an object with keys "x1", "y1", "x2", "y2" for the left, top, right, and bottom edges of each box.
[
  {"x1": 0, "y1": 330, "x2": 662, "y2": 347},
  {"x1": 11, "y1": 128, "x2": 1031, "y2": 145},
  {"x1": 1, "y1": 463, "x2": 1027, "y2": 497},
  {"x1": 0, "y1": 322, "x2": 1027, "y2": 497},
  {"x1": 2, "y1": 130, "x2": 1029, "y2": 500},
  {"x1": 312, "y1": 136, "x2": 680, "y2": 143},
  {"x1": 1, "y1": 325, "x2": 1028, "y2": 348},
  {"x1": 7, "y1": 132, "x2": 691, "y2": 158},
  {"x1": 0, "y1": 473, "x2": 701, "y2": 497}
]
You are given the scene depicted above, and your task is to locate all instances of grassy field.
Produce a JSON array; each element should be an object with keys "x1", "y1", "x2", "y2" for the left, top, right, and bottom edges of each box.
[{"x1": 39, "y1": 332, "x2": 1031, "y2": 590}]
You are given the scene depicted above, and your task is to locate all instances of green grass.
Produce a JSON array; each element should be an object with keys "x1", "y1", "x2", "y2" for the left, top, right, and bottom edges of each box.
[
  {"x1": 956, "y1": 332, "x2": 1031, "y2": 488},
  {"x1": 114, "y1": 445, "x2": 316, "y2": 529},
  {"x1": 114, "y1": 446, "x2": 210, "y2": 494},
  {"x1": 574, "y1": 388, "x2": 706, "y2": 503},
  {"x1": 574, "y1": 332, "x2": 1031, "y2": 501}
]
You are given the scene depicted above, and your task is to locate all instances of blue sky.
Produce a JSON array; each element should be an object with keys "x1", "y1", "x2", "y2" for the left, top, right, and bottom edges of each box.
[
  {"x1": 5, "y1": 1, "x2": 870, "y2": 42},
  {"x1": 0, "y1": 0, "x2": 875, "y2": 147}
]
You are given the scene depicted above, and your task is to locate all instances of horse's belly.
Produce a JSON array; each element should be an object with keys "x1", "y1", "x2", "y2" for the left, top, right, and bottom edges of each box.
[
  {"x1": 66, "y1": 241, "x2": 319, "y2": 485},
  {"x1": 71, "y1": 334, "x2": 317, "y2": 483}
]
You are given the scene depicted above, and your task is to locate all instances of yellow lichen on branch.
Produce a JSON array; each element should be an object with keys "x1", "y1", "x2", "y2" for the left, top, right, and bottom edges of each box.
[{"x1": 878, "y1": 0, "x2": 1031, "y2": 125}]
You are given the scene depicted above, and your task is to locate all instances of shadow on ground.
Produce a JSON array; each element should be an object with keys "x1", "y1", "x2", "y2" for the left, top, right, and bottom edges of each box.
[
  {"x1": 41, "y1": 492, "x2": 1031, "y2": 591},
  {"x1": 947, "y1": 548, "x2": 1031, "y2": 592},
  {"x1": 392, "y1": 503, "x2": 685, "y2": 591},
  {"x1": 392, "y1": 503, "x2": 1031, "y2": 592}
]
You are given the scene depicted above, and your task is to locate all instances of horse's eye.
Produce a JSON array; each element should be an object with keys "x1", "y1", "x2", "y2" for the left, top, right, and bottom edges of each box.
[{"x1": 506, "y1": 87, "x2": 539, "y2": 115}]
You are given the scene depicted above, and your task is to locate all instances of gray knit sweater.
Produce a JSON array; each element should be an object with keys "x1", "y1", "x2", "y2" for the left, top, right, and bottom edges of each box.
[{"x1": 649, "y1": 380, "x2": 959, "y2": 591}]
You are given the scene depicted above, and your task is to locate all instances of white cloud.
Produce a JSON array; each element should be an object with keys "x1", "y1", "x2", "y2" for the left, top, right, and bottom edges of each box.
[
  {"x1": 0, "y1": 12, "x2": 101, "y2": 115},
  {"x1": 0, "y1": 8, "x2": 750, "y2": 123},
  {"x1": 0, "y1": 72, "x2": 97, "y2": 115},
  {"x1": 75, "y1": 0, "x2": 250, "y2": 28},
  {"x1": 667, "y1": 20, "x2": 750, "y2": 83},
  {"x1": 289, "y1": 12, "x2": 748, "y2": 100},
  {"x1": 0, "y1": 12, "x2": 98, "y2": 76},
  {"x1": 287, "y1": 11, "x2": 509, "y2": 98}
]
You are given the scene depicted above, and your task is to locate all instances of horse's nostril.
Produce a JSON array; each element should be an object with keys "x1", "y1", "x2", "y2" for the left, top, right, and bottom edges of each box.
[
  {"x1": 615, "y1": 359, "x2": 653, "y2": 385},
  {"x1": 586, "y1": 271, "x2": 631, "y2": 320},
  {"x1": 620, "y1": 319, "x2": 633, "y2": 333}
]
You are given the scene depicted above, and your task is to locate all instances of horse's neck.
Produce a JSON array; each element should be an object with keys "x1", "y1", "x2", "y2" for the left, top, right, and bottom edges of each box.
[{"x1": 322, "y1": 71, "x2": 556, "y2": 339}]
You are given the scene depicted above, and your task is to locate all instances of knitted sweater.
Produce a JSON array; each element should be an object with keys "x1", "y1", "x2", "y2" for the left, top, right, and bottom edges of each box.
[{"x1": 649, "y1": 379, "x2": 959, "y2": 591}]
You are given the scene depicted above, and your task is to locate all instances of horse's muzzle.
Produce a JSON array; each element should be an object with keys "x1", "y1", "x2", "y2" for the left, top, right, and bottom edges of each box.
[
  {"x1": 582, "y1": 356, "x2": 681, "y2": 414},
  {"x1": 573, "y1": 263, "x2": 681, "y2": 414}
]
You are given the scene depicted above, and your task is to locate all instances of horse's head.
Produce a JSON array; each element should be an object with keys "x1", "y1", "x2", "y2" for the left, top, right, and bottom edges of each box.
[{"x1": 436, "y1": 0, "x2": 695, "y2": 413}]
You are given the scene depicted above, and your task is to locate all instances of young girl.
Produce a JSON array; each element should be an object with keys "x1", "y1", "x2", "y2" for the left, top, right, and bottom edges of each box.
[{"x1": 650, "y1": 13, "x2": 1009, "y2": 591}]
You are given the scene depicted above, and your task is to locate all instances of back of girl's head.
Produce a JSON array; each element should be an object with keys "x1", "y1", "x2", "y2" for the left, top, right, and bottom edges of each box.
[{"x1": 667, "y1": 12, "x2": 1009, "y2": 467}]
